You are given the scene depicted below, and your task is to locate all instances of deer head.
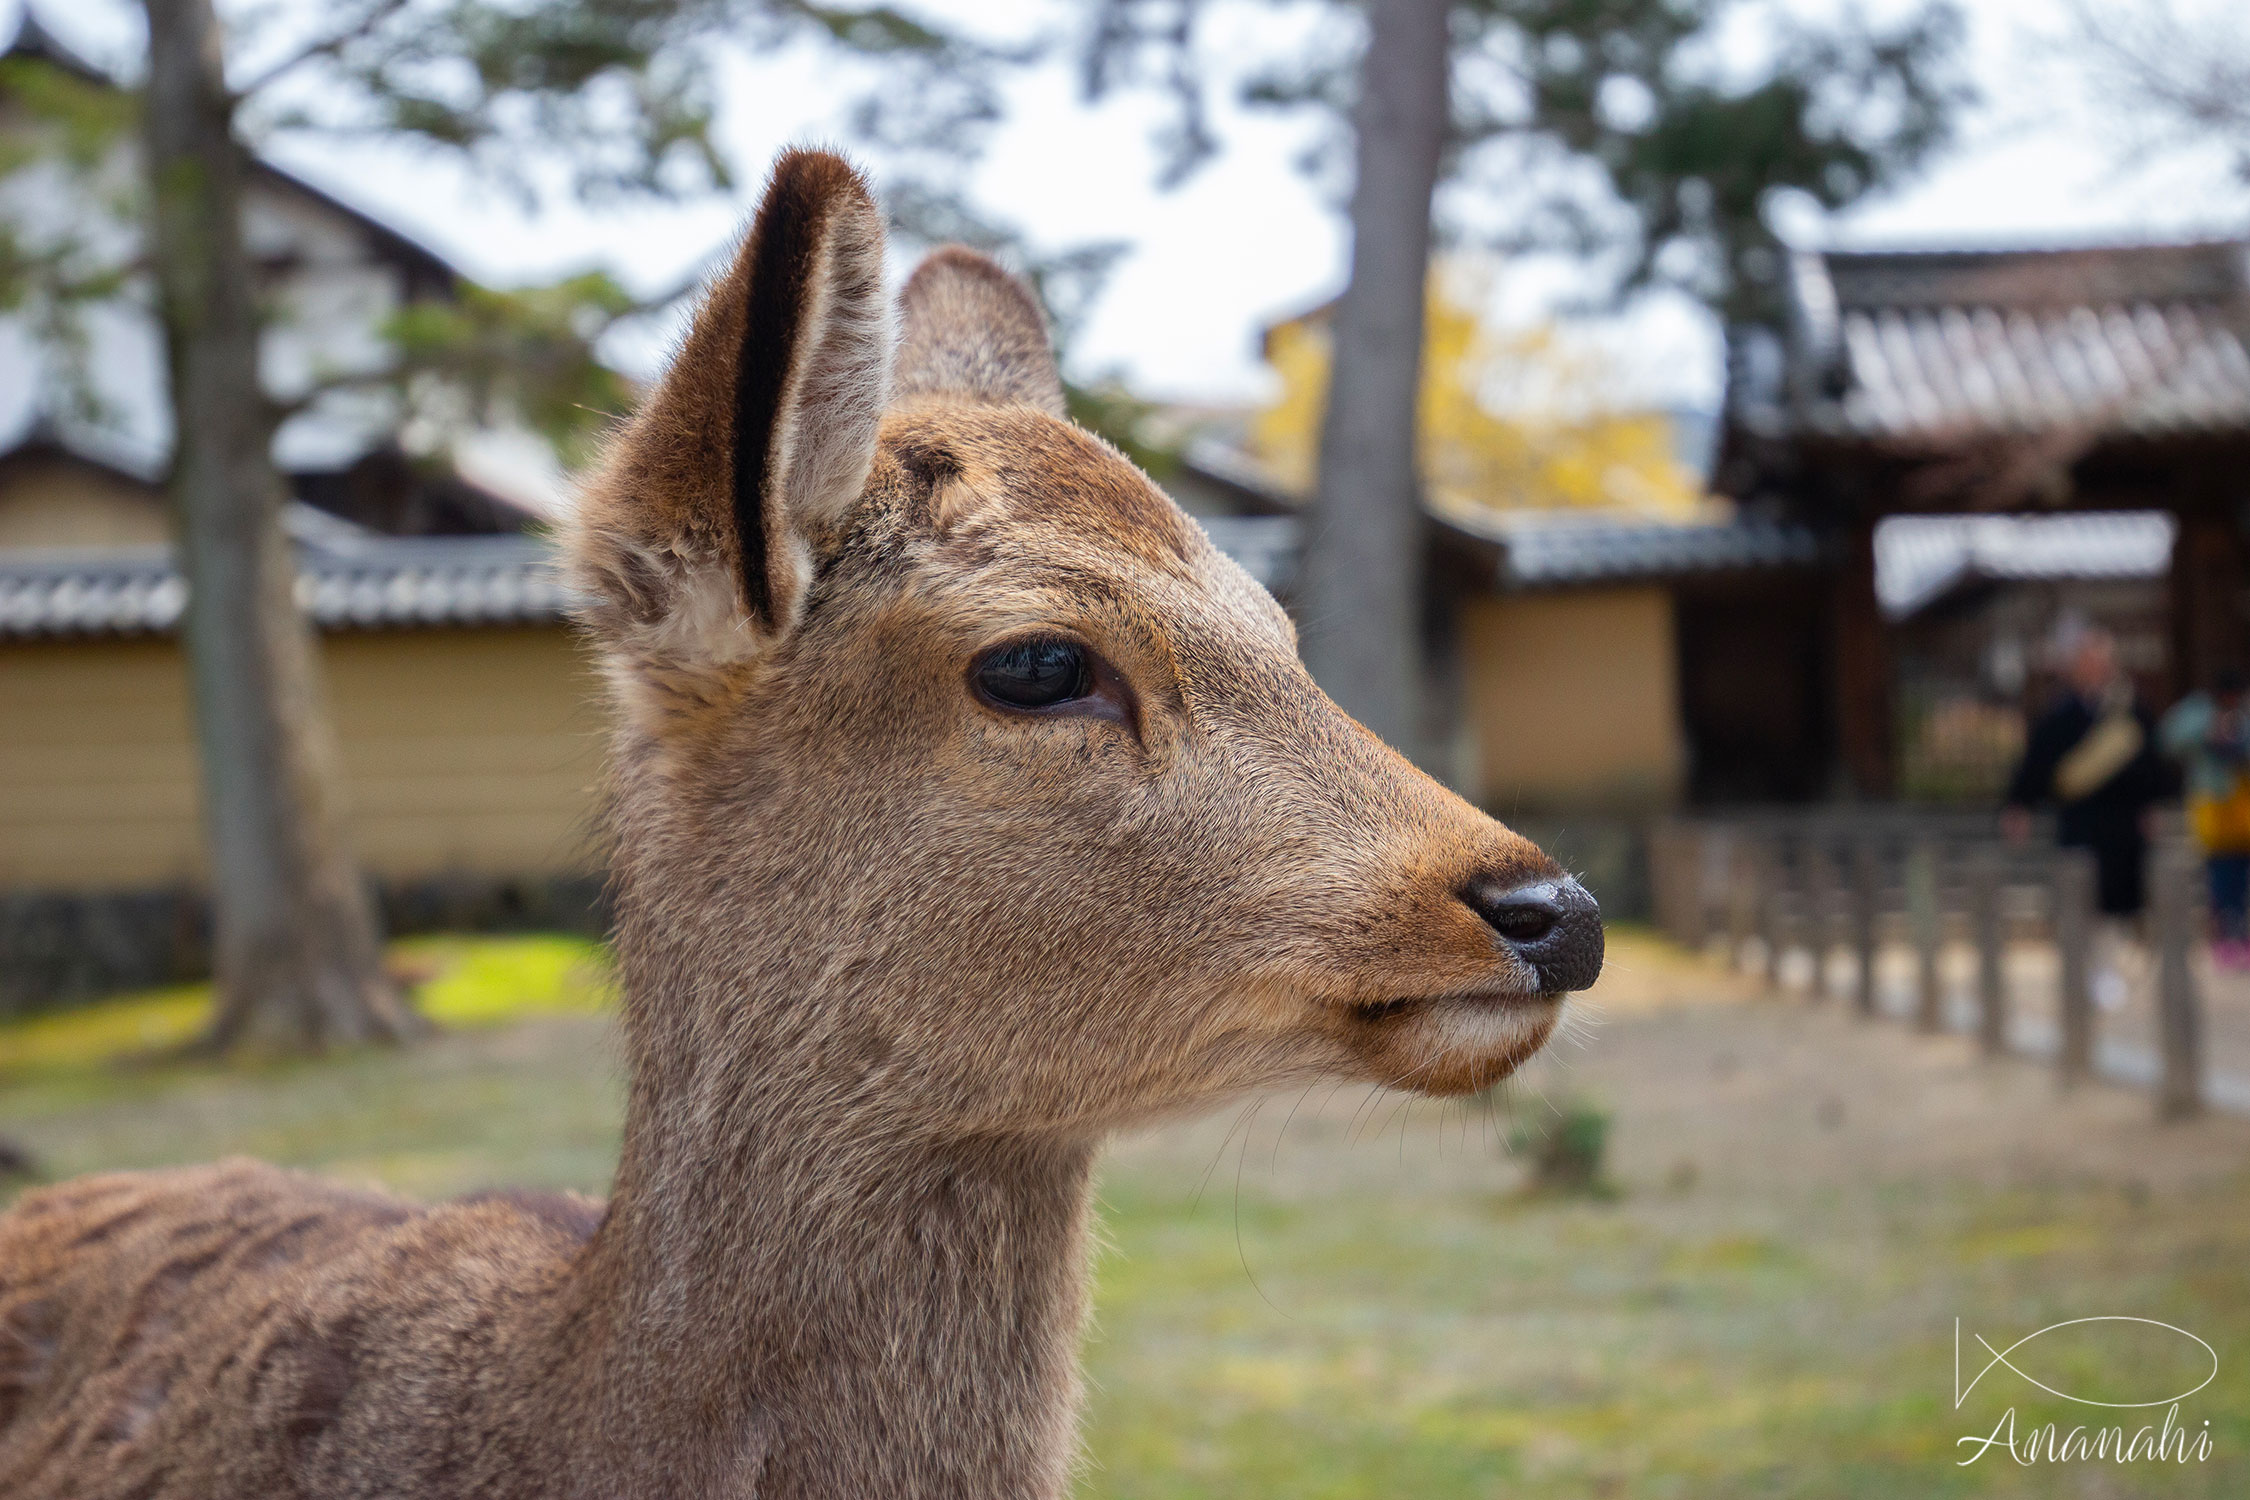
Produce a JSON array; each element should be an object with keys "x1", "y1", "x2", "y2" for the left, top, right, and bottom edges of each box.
[{"x1": 566, "y1": 150, "x2": 1601, "y2": 1141}]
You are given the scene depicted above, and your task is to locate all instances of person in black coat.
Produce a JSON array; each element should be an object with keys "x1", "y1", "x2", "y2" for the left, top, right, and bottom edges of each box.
[{"x1": 2003, "y1": 627, "x2": 2171, "y2": 920}]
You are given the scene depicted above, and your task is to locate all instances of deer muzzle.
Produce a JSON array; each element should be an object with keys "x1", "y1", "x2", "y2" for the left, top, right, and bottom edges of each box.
[{"x1": 1462, "y1": 876, "x2": 1604, "y2": 994}]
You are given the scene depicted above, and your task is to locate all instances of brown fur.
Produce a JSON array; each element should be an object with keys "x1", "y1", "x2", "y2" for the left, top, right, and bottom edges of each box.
[
  {"x1": 893, "y1": 246, "x2": 1066, "y2": 416},
  {"x1": 0, "y1": 150, "x2": 1591, "y2": 1499}
]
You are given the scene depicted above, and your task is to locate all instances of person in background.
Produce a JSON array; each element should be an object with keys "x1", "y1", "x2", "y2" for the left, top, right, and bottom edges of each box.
[
  {"x1": 2003, "y1": 625, "x2": 2171, "y2": 1009},
  {"x1": 2160, "y1": 666, "x2": 2250, "y2": 969}
]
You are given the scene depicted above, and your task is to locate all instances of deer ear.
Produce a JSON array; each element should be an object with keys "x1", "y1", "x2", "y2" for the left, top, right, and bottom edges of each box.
[
  {"x1": 570, "y1": 150, "x2": 889, "y2": 669},
  {"x1": 892, "y1": 247, "x2": 1064, "y2": 416}
]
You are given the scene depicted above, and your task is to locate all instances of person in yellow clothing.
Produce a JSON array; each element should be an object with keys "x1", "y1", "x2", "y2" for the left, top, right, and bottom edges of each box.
[{"x1": 2160, "y1": 668, "x2": 2250, "y2": 970}]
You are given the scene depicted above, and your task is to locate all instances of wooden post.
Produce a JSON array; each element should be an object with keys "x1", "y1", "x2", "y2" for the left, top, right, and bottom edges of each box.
[
  {"x1": 1653, "y1": 821, "x2": 1698, "y2": 948},
  {"x1": 1679, "y1": 823, "x2": 1710, "y2": 953},
  {"x1": 1852, "y1": 837, "x2": 1882, "y2": 1018},
  {"x1": 1647, "y1": 822, "x2": 1675, "y2": 943},
  {"x1": 1804, "y1": 835, "x2": 1836, "y2": 1001},
  {"x1": 2053, "y1": 847, "x2": 2096, "y2": 1086},
  {"x1": 1760, "y1": 835, "x2": 1791, "y2": 992},
  {"x1": 1973, "y1": 847, "x2": 2007, "y2": 1057},
  {"x1": 2152, "y1": 842, "x2": 2205, "y2": 1120},
  {"x1": 1727, "y1": 832, "x2": 1760, "y2": 972},
  {"x1": 1908, "y1": 835, "x2": 1944, "y2": 1032}
]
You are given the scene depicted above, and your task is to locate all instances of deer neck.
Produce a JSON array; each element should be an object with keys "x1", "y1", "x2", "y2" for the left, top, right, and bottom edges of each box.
[{"x1": 532, "y1": 916, "x2": 1098, "y2": 1500}]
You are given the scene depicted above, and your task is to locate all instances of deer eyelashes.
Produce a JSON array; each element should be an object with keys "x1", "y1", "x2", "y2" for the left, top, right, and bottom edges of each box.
[{"x1": 969, "y1": 634, "x2": 1137, "y2": 730}]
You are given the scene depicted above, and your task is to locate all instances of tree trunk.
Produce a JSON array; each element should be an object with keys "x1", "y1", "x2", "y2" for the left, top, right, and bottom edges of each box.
[
  {"x1": 141, "y1": 0, "x2": 419, "y2": 1052},
  {"x1": 1299, "y1": 0, "x2": 1450, "y2": 766}
]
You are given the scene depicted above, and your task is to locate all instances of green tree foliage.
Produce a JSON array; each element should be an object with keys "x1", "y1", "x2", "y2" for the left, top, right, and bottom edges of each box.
[
  {"x1": 380, "y1": 274, "x2": 644, "y2": 470},
  {"x1": 0, "y1": 52, "x2": 137, "y2": 425},
  {"x1": 3, "y1": 4, "x2": 1014, "y2": 450},
  {"x1": 1080, "y1": 0, "x2": 1973, "y2": 321},
  {"x1": 233, "y1": 0, "x2": 1021, "y2": 200},
  {"x1": 0, "y1": 1, "x2": 1163, "y2": 468}
]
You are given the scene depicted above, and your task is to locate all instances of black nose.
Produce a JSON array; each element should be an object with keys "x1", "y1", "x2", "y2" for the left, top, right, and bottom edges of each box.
[{"x1": 1463, "y1": 876, "x2": 1603, "y2": 993}]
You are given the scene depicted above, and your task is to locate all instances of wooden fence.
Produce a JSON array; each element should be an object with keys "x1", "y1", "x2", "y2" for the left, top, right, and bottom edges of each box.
[{"x1": 1647, "y1": 814, "x2": 2211, "y2": 1120}]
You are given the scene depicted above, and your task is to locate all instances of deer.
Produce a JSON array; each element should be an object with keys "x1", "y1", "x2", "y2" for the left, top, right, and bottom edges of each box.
[{"x1": 0, "y1": 149, "x2": 1602, "y2": 1500}]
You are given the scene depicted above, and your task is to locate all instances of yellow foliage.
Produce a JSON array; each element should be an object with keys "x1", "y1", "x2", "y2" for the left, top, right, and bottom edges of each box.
[
  {"x1": 1252, "y1": 275, "x2": 1700, "y2": 517},
  {"x1": 1254, "y1": 315, "x2": 1332, "y2": 498}
]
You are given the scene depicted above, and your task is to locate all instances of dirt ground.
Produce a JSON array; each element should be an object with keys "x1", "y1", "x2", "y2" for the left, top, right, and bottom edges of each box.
[{"x1": 1556, "y1": 937, "x2": 2250, "y2": 1192}]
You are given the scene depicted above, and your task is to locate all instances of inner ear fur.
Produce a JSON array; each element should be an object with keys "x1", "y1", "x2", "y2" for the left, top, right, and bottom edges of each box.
[
  {"x1": 570, "y1": 148, "x2": 890, "y2": 657},
  {"x1": 893, "y1": 247, "x2": 1065, "y2": 416}
]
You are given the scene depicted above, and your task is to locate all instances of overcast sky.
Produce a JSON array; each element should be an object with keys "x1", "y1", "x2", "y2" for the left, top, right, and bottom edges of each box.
[{"x1": 28, "y1": 0, "x2": 2250, "y2": 412}]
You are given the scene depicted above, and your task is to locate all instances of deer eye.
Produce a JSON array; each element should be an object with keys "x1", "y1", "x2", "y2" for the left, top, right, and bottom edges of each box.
[{"x1": 973, "y1": 637, "x2": 1093, "y2": 711}]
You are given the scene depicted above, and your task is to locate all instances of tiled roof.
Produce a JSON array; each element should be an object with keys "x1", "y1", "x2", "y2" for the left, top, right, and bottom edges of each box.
[
  {"x1": 1766, "y1": 241, "x2": 2250, "y2": 444},
  {"x1": 1174, "y1": 489, "x2": 1817, "y2": 600},
  {"x1": 0, "y1": 499, "x2": 1820, "y2": 642},
  {"x1": 0, "y1": 531, "x2": 575, "y2": 640},
  {"x1": 1875, "y1": 510, "x2": 2176, "y2": 618},
  {"x1": 1172, "y1": 450, "x2": 1817, "y2": 593},
  {"x1": 1443, "y1": 507, "x2": 1822, "y2": 589},
  {"x1": 1499, "y1": 516, "x2": 1820, "y2": 588}
]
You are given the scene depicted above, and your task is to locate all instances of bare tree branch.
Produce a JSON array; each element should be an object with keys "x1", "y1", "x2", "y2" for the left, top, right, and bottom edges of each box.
[
  {"x1": 2064, "y1": 0, "x2": 2250, "y2": 185},
  {"x1": 229, "y1": 0, "x2": 415, "y2": 101}
]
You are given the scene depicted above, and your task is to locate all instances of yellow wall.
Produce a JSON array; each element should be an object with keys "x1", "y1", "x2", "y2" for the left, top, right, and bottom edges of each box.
[
  {"x1": 1460, "y1": 587, "x2": 1685, "y2": 811},
  {"x1": 0, "y1": 627, "x2": 605, "y2": 889},
  {"x1": 0, "y1": 459, "x2": 169, "y2": 549}
]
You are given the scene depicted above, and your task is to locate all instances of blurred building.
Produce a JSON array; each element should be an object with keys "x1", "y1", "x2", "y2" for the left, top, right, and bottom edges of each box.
[
  {"x1": 1720, "y1": 237, "x2": 2250, "y2": 800},
  {"x1": 1183, "y1": 235, "x2": 2250, "y2": 828},
  {"x1": 0, "y1": 512, "x2": 602, "y2": 1008},
  {"x1": 0, "y1": 18, "x2": 567, "y2": 537},
  {"x1": 1164, "y1": 436, "x2": 1819, "y2": 919},
  {"x1": 1, "y1": 516, "x2": 596, "y2": 887},
  {"x1": 15, "y1": 0, "x2": 2245, "y2": 989},
  {"x1": 1167, "y1": 440, "x2": 1821, "y2": 814},
  {"x1": 1882, "y1": 512, "x2": 2175, "y2": 801},
  {"x1": 0, "y1": 21, "x2": 593, "y2": 1008},
  {"x1": 1186, "y1": 292, "x2": 1859, "y2": 820}
]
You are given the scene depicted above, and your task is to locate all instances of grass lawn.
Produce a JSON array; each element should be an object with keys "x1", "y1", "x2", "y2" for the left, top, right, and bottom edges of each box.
[{"x1": 5, "y1": 931, "x2": 2249, "y2": 1496}]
